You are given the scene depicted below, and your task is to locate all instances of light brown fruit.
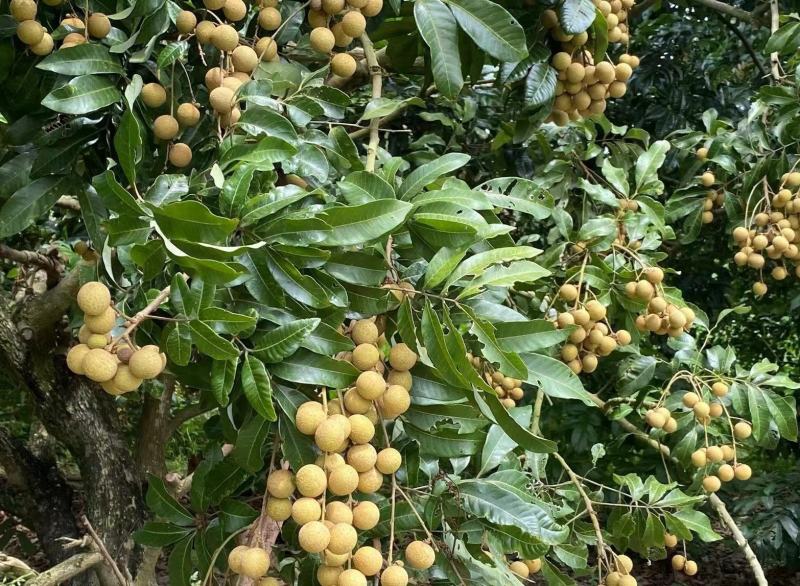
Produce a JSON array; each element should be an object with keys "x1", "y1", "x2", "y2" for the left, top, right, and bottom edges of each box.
[
  {"x1": 328, "y1": 522, "x2": 358, "y2": 555},
  {"x1": 112, "y1": 365, "x2": 142, "y2": 393},
  {"x1": 17, "y1": 20, "x2": 43, "y2": 45},
  {"x1": 682, "y1": 392, "x2": 699, "y2": 408},
  {"x1": 347, "y1": 444, "x2": 377, "y2": 472},
  {"x1": 559, "y1": 283, "x2": 578, "y2": 301},
  {"x1": 266, "y1": 497, "x2": 292, "y2": 521},
  {"x1": 702, "y1": 475, "x2": 721, "y2": 492},
  {"x1": 684, "y1": 560, "x2": 698, "y2": 576},
  {"x1": 82, "y1": 349, "x2": 118, "y2": 382},
  {"x1": 344, "y1": 388, "x2": 371, "y2": 414},
  {"x1": 87, "y1": 13, "x2": 111, "y2": 38},
  {"x1": 212, "y1": 24, "x2": 239, "y2": 52},
  {"x1": 30, "y1": 32, "x2": 54, "y2": 55},
  {"x1": 176, "y1": 103, "x2": 201, "y2": 127},
  {"x1": 310, "y1": 26, "x2": 335, "y2": 53},
  {"x1": 405, "y1": 541, "x2": 434, "y2": 570},
  {"x1": 664, "y1": 532, "x2": 678, "y2": 548},
  {"x1": 706, "y1": 445, "x2": 723, "y2": 462},
  {"x1": 77, "y1": 281, "x2": 111, "y2": 316},
  {"x1": 663, "y1": 417, "x2": 678, "y2": 433},
  {"x1": 323, "y1": 550, "x2": 350, "y2": 566},
  {"x1": 266, "y1": 469, "x2": 295, "y2": 498},
  {"x1": 296, "y1": 464, "x2": 327, "y2": 497},
  {"x1": 168, "y1": 143, "x2": 192, "y2": 167},
  {"x1": 296, "y1": 401, "x2": 326, "y2": 435},
  {"x1": 380, "y1": 565, "x2": 408, "y2": 586},
  {"x1": 328, "y1": 464, "x2": 359, "y2": 495},
  {"x1": 734, "y1": 463, "x2": 752, "y2": 480},
  {"x1": 223, "y1": 0, "x2": 247, "y2": 21},
  {"x1": 84, "y1": 306, "x2": 116, "y2": 334},
  {"x1": 322, "y1": 0, "x2": 345, "y2": 14},
  {"x1": 717, "y1": 463, "x2": 735, "y2": 482},
  {"x1": 10, "y1": 0, "x2": 36, "y2": 21},
  {"x1": 362, "y1": 0, "x2": 384, "y2": 17},
  {"x1": 203, "y1": 0, "x2": 225, "y2": 9},
  {"x1": 210, "y1": 86, "x2": 236, "y2": 114},
  {"x1": 339, "y1": 569, "x2": 368, "y2": 586},
  {"x1": 325, "y1": 500, "x2": 353, "y2": 525},
  {"x1": 317, "y1": 565, "x2": 343, "y2": 586},
  {"x1": 196, "y1": 20, "x2": 215, "y2": 43},
  {"x1": 352, "y1": 343, "x2": 380, "y2": 370},
  {"x1": 357, "y1": 467, "x2": 383, "y2": 493},
  {"x1": 351, "y1": 319, "x2": 379, "y2": 344},
  {"x1": 353, "y1": 546, "x2": 383, "y2": 576},
  {"x1": 239, "y1": 547, "x2": 270, "y2": 578},
  {"x1": 153, "y1": 115, "x2": 179, "y2": 141},
  {"x1": 259, "y1": 6, "x2": 282, "y2": 29},
  {"x1": 129, "y1": 346, "x2": 163, "y2": 379},
  {"x1": 66, "y1": 344, "x2": 92, "y2": 375},
  {"x1": 292, "y1": 497, "x2": 322, "y2": 525},
  {"x1": 352, "y1": 500, "x2": 379, "y2": 530},
  {"x1": 341, "y1": 10, "x2": 366, "y2": 37},
  {"x1": 232, "y1": 45, "x2": 259, "y2": 72},
  {"x1": 380, "y1": 385, "x2": 410, "y2": 418},
  {"x1": 734, "y1": 421, "x2": 752, "y2": 439},
  {"x1": 356, "y1": 370, "x2": 386, "y2": 399},
  {"x1": 388, "y1": 343, "x2": 416, "y2": 371},
  {"x1": 331, "y1": 52, "x2": 357, "y2": 78},
  {"x1": 375, "y1": 447, "x2": 401, "y2": 475},
  {"x1": 671, "y1": 554, "x2": 686, "y2": 570},
  {"x1": 176, "y1": 10, "x2": 197, "y2": 34},
  {"x1": 349, "y1": 414, "x2": 375, "y2": 444},
  {"x1": 524, "y1": 559, "x2": 542, "y2": 574},
  {"x1": 315, "y1": 416, "x2": 348, "y2": 452},
  {"x1": 616, "y1": 554, "x2": 633, "y2": 574},
  {"x1": 509, "y1": 560, "x2": 529, "y2": 578},
  {"x1": 299, "y1": 521, "x2": 331, "y2": 553},
  {"x1": 693, "y1": 401, "x2": 710, "y2": 419},
  {"x1": 228, "y1": 545, "x2": 250, "y2": 574},
  {"x1": 141, "y1": 83, "x2": 167, "y2": 108}
]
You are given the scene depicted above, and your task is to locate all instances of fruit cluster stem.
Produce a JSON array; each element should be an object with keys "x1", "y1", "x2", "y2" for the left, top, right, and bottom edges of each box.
[
  {"x1": 110, "y1": 283, "x2": 175, "y2": 347},
  {"x1": 360, "y1": 32, "x2": 381, "y2": 173}
]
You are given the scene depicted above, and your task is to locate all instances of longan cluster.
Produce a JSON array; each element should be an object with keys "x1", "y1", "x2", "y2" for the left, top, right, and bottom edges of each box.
[
  {"x1": 553, "y1": 284, "x2": 631, "y2": 375},
  {"x1": 66, "y1": 281, "x2": 166, "y2": 395},
  {"x1": 9, "y1": 0, "x2": 111, "y2": 56},
  {"x1": 604, "y1": 554, "x2": 637, "y2": 586},
  {"x1": 228, "y1": 545, "x2": 272, "y2": 581},
  {"x1": 466, "y1": 353, "x2": 524, "y2": 409},
  {"x1": 625, "y1": 268, "x2": 696, "y2": 337},
  {"x1": 238, "y1": 319, "x2": 429, "y2": 585},
  {"x1": 731, "y1": 172, "x2": 800, "y2": 297},
  {"x1": 667, "y1": 533, "x2": 698, "y2": 577},
  {"x1": 643, "y1": 405, "x2": 678, "y2": 434},
  {"x1": 508, "y1": 557, "x2": 542, "y2": 581},
  {"x1": 541, "y1": 1, "x2": 639, "y2": 125}
]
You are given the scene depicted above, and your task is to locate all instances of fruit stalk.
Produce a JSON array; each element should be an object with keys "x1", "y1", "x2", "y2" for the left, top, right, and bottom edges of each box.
[{"x1": 360, "y1": 32, "x2": 381, "y2": 173}]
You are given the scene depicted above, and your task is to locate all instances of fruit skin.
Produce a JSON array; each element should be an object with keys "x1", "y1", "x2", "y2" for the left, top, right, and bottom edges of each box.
[
  {"x1": 664, "y1": 533, "x2": 678, "y2": 548},
  {"x1": 352, "y1": 343, "x2": 380, "y2": 370},
  {"x1": 317, "y1": 565, "x2": 343, "y2": 586},
  {"x1": 352, "y1": 500, "x2": 380, "y2": 530},
  {"x1": 328, "y1": 522, "x2": 357, "y2": 555},
  {"x1": 296, "y1": 401, "x2": 327, "y2": 435},
  {"x1": 702, "y1": 475, "x2": 721, "y2": 492},
  {"x1": 256, "y1": 36, "x2": 278, "y2": 60},
  {"x1": 310, "y1": 26, "x2": 335, "y2": 53},
  {"x1": 328, "y1": 464, "x2": 359, "y2": 495},
  {"x1": 176, "y1": 103, "x2": 200, "y2": 126},
  {"x1": 169, "y1": 143, "x2": 192, "y2": 167},
  {"x1": 684, "y1": 560, "x2": 698, "y2": 576},
  {"x1": 717, "y1": 463, "x2": 735, "y2": 482},
  {"x1": 77, "y1": 281, "x2": 111, "y2": 316},
  {"x1": 10, "y1": 0, "x2": 37, "y2": 22},
  {"x1": 325, "y1": 500, "x2": 353, "y2": 524},
  {"x1": 315, "y1": 416, "x2": 347, "y2": 452},
  {"x1": 295, "y1": 464, "x2": 327, "y2": 497},
  {"x1": 112, "y1": 364, "x2": 142, "y2": 393},
  {"x1": 142, "y1": 83, "x2": 168, "y2": 108},
  {"x1": 266, "y1": 497, "x2": 292, "y2": 521},
  {"x1": 734, "y1": 463, "x2": 752, "y2": 480},
  {"x1": 17, "y1": 20, "x2": 44, "y2": 45},
  {"x1": 239, "y1": 547, "x2": 270, "y2": 578},
  {"x1": 176, "y1": 10, "x2": 197, "y2": 33},
  {"x1": 356, "y1": 370, "x2": 386, "y2": 399},
  {"x1": 375, "y1": 447, "x2": 401, "y2": 474},
  {"x1": 82, "y1": 349, "x2": 119, "y2": 382},
  {"x1": 734, "y1": 421, "x2": 752, "y2": 439},
  {"x1": 341, "y1": 10, "x2": 366, "y2": 37},
  {"x1": 509, "y1": 560, "x2": 529, "y2": 578},
  {"x1": 353, "y1": 546, "x2": 383, "y2": 576},
  {"x1": 292, "y1": 497, "x2": 322, "y2": 525},
  {"x1": 524, "y1": 559, "x2": 542, "y2": 574},
  {"x1": 267, "y1": 469, "x2": 295, "y2": 498},
  {"x1": 348, "y1": 414, "x2": 375, "y2": 444},
  {"x1": 223, "y1": 0, "x2": 247, "y2": 21},
  {"x1": 153, "y1": 115, "x2": 180, "y2": 140},
  {"x1": 88, "y1": 13, "x2": 111, "y2": 38},
  {"x1": 128, "y1": 346, "x2": 164, "y2": 379},
  {"x1": 386, "y1": 370, "x2": 412, "y2": 390},
  {"x1": 210, "y1": 87, "x2": 236, "y2": 113},
  {"x1": 671, "y1": 554, "x2": 686, "y2": 570},
  {"x1": 67, "y1": 344, "x2": 92, "y2": 375},
  {"x1": 616, "y1": 555, "x2": 633, "y2": 574},
  {"x1": 339, "y1": 569, "x2": 368, "y2": 586},
  {"x1": 259, "y1": 6, "x2": 282, "y2": 29},
  {"x1": 405, "y1": 541, "x2": 435, "y2": 570},
  {"x1": 357, "y1": 467, "x2": 383, "y2": 493},
  {"x1": 212, "y1": 24, "x2": 239, "y2": 52},
  {"x1": 351, "y1": 319, "x2": 379, "y2": 344},
  {"x1": 347, "y1": 444, "x2": 377, "y2": 472},
  {"x1": 228, "y1": 545, "x2": 250, "y2": 574},
  {"x1": 331, "y1": 52, "x2": 357, "y2": 77},
  {"x1": 84, "y1": 306, "x2": 116, "y2": 334},
  {"x1": 232, "y1": 45, "x2": 259, "y2": 72},
  {"x1": 379, "y1": 385, "x2": 410, "y2": 418},
  {"x1": 380, "y1": 565, "x2": 408, "y2": 586},
  {"x1": 298, "y1": 520, "x2": 331, "y2": 553},
  {"x1": 30, "y1": 33, "x2": 54, "y2": 55},
  {"x1": 195, "y1": 20, "x2": 215, "y2": 43},
  {"x1": 388, "y1": 343, "x2": 417, "y2": 370}
]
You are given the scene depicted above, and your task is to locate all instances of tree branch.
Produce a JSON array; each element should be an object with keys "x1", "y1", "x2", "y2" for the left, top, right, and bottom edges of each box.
[
  {"x1": 55, "y1": 195, "x2": 81, "y2": 211},
  {"x1": 360, "y1": 32, "x2": 382, "y2": 173},
  {"x1": 26, "y1": 552, "x2": 104, "y2": 586},
  {"x1": 686, "y1": 0, "x2": 766, "y2": 26},
  {"x1": 768, "y1": 0, "x2": 781, "y2": 80},
  {"x1": 714, "y1": 12, "x2": 770, "y2": 79},
  {"x1": 0, "y1": 244, "x2": 63, "y2": 288}
]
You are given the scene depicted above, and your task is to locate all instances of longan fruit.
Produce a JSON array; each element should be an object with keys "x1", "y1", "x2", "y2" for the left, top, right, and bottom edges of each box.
[
  {"x1": 203, "y1": 0, "x2": 225, "y2": 8},
  {"x1": 239, "y1": 547, "x2": 270, "y2": 578},
  {"x1": 616, "y1": 329, "x2": 632, "y2": 345},
  {"x1": 168, "y1": 143, "x2": 192, "y2": 167},
  {"x1": 645, "y1": 410, "x2": 666, "y2": 428},
  {"x1": 204, "y1": 67, "x2": 224, "y2": 89},
  {"x1": 299, "y1": 521, "x2": 331, "y2": 553},
  {"x1": 352, "y1": 343, "x2": 380, "y2": 370},
  {"x1": 347, "y1": 444, "x2": 377, "y2": 472},
  {"x1": 310, "y1": 26, "x2": 336, "y2": 53},
  {"x1": 559, "y1": 283, "x2": 578, "y2": 301},
  {"x1": 353, "y1": 546, "x2": 383, "y2": 576},
  {"x1": 595, "y1": 61, "x2": 615, "y2": 84},
  {"x1": 316, "y1": 416, "x2": 348, "y2": 452},
  {"x1": 380, "y1": 565, "x2": 408, "y2": 586},
  {"x1": 682, "y1": 391, "x2": 699, "y2": 408},
  {"x1": 608, "y1": 81, "x2": 627, "y2": 98},
  {"x1": 322, "y1": 0, "x2": 345, "y2": 14},
  {"x1": 266, "y1": 469, "x2": 295, "y2": 498},
  {"x1": 176, "y1": 10, "x2": 197, "y2": 33},
  {"x1": 339, "y1": 569, "x2": 368, "y2": 586},
  {"x1": 328, "y1": 464, "x2": 359, "y2": 495},
  {"x1": 606, "y1": 572, "x2": 622, "y2": 586},
  {"x1": 552, "y1": 52, "x2": 571, "y2": 71},
  {"x1": 10, "y1": 0, "x2": 36, "y2": 21},
  {"x1": 717, "y1": 463, "x2": 734, "y2": 482},
  {"x1": 706, "y1": 445, "x2": 723, "y2": 462},
  {"x1": 308, "y1": 8, "x2": 329, "y2": 27},
  {"x1": 212, "y1": 24, "x2": 239, "y2": 52},
  {"x1": 328, "y1": 522, "x2": 358, "y2": 555},
  {"x1": 356, "y1": 370, "x2": 386, "y2": 399},
  {"x1": 616, "y1": 554, "x2": 633, "y2": 574},
  {"x1": 325, "y1": 500, "x2": 353, "y2": 525},
  {"x1": 296, "y1": 464, "x2": 327, "y2": 497},
  {"x1": 17, "y1": 20, "x2": 44, "y2": 45},
  {"x1": 352, "y1": 500, "x2": 379, "y2": 530},
  {"x1": 349, "y1": 414, "x2": 375, "y2": 444},
  {"x1": 228, "y1": 545, "x2": 250, "y2": 574},
  {"x1": 388, "y1": 343, "x2": 416, "y2": 370},
  {"x1": 324, "y1": 550, "x2": 350, "y2": 566},
  {"x1": 351, "y1": 319, "x2": 379, "y2": 344},
  {"x1": 60, "y1": 16, "x2": 84, "y2": 29},
  {"x1": 195, "y1": 20, "x2": 215, "y2": 43},
  {"x1": 66, "y1": 344, "x2": 92, "y2": 375},
  {"x1": 362, "y1": 0, "x2": 383, "y2": 17},
  {"x1": 734, "y1": 421, "x2": 752, "y2": 439},
  {"x1": 664, "y1": 533, "x2": 678, "y2": 548},
  {"x1": 684, "y1": 560, "x2": 698, "y2": 576},
  {"x1": 87, "y1": 13, "x2": 111, "y2": 38},
  {"x1": 348, "y1": 0, "x2": 369, "y2": 7},
  {"x1": 256, "y1": 578, "x2": 279, "y2": 586},
  {"x1": 509, "y1": 561, "x2": 529, "y2": 578},
  {"x1": 663, "y1": 417, "x2": 678, "y2": 433},
  {"x1": 77, "y1": 281, "x2": 111, "y2": 316},
  {"x1": 405, "y1": 541, "x2": 434, "y2": 570},
  {"x1": 85, "y1": 306, "x2": 116, "y2": 334},
  {"x1": 30, "y1": 33, "x2": 54, "y2": 55},
  {"x1": 87, "y1": 333, "x2": 109, "y2": 349},
  {"x1": 153, "y1": 115, "x2": 179, "y2": 141},
  {"x1": 317, "y1": 565, "x2": 343, "y2": 586},
  {"x1": 380, "y1": 385, "x2": 410, "y2": 418},
  {"x1": 375, "y1": 447, "x2": 401, "y2": 475},
  {"x1": 210, "y1": 86, "x2": 236, "y2": 114},
  {"x1": 709, "y1": 402, "x2": 723, "y2": 418},
  {"x1": 223, "y1": 0, "x2": 247, "y2": 21},
  {"x1": 702, "y1": 475, "x2": 721, "y2": 492},
  {"x1": 734, "y1": 463, "x2": 752, "y2": 480},
  {"x1": 331, "y1": 52, "x2": 357, "y2": 78},
  {"x1": 129, "y1": 346, "x2": 163, "y2": 379},
  {"x1": 340, "y1": 10, "x2": 366, "y2": 37},
  {"x1": 693, "y1": 401, "x2": 710, "y2": 419},
  {"x1": 671, "y1": 554, "x2": 686, "y2": 570},
  {"x1": 259, "y1": 6, "x2": 282, "y2": 29},
  {"x1": 571, "y1": 308, "x2": 591, "y2": 326},
  {"x1": 700, "y1": 171, "x2": 715, "y2": 187},
  {"x1": 292, "y1": 497, "x2": 322, "y2": 525},
  {"x1": 357, "y1": 467, "x2": 383, "y2": 493},
  {"x1": 524, "y1": 559, "x2": 542, "y2": 574},
  {"x1": 232, "y1": 45, "x2": 259, "y2": 72},
  {"x1": 296, "y1": 401, "x2": 326, "y2": 435},
  {"x1": 344, "y1": 388, "x2": 371, "y2": 414},
  {"x1": 752, "y1": 282, "x2": 767, "y2": 297},
  {"x1": 720, "y1": 444, "x2": 735, "y2": 461},
  {"x1": 112, "y1": 365, "x2": 142, "y2": 393},
  {"x1": 266, "y1": 497, "x2": 291, "y2": 521},
  {"x1": 141, "y1": 83, "x2": 167, "y2": 108},
  {"x1": 82, "y1": 349, "x2": 118, "y2": 382},
  {"x1": 582, "y1": 354, "x2": 598, "y2": 373},
  {"x1": 585, "y1": 299, "x2": 606, "y2": 320}
]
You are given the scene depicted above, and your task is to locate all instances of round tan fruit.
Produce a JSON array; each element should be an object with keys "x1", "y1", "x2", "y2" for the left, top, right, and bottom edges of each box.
[
  {"x1": 702, "y1": 475, "x2": 721, "y2": 492},
  {"x1": 328, "y1": 522, "x2": 357, "y2": 555},
  {"x1": 212, "y1": 24, "x2": 239, "y2": 52},
  {"x1": 223, "y1": 0, "x2": 247, "y2": 21},
  {"x1": 315, "y1": 416, "x2": 348, "y2": 452},
  {"x1": 195, "y1": 20, "x2": 215, "y2": 43},
  {"x1": 77, "y1": 281, "x2": 111, "y2": 315},
  {"x1": 328, "y1": 464, "x2": 359, "y2": 496},
  {"x1": 664, "y1": 533, "x2": 678, "y2": 548},
  {"x1": 82, "y1": 349, "x2": 118, "y2": 382},
  {"x1": 141, "y1": 83, "x2": 167, "y2": 108},
  {"x1": 717, "y1": 463, "x2": 734, "y2": 482},
  {"x1": 524, "y1": 559, "x2": 542, "y2": 574},
  {"x1": 129, "y1": 346, "x2": 163, "y2": 379},
  {"x1": 239, "y1": 547, "x2": 270, "y2": 578},
  {"x1": 87, "y1": 13, "x2": 111, "y2": 38},
  {"x1": 112, "y1": 365, "x2": 142, "y2": 393},
  {"x1": 405, "y1": 541, "x2": 434, "y2": 570},
  {"x1": 256, "y1": 36, "x2": 278, "y2": 60},
  {"x1": 169, "y1": 143, "x2": 192, "y2": 167},
  {"x1": 379, "y1": 385, "x2": 410, "y2": 418},
  {"x1": 357, "y1": 467, "x2": 383, "y2": 493},
  {"x1": 266, "y1": 469, "x2": 295, "y2": 498},
  {"x1": 734, "y1": 421, "x2": 752, "y2": 439},
  {"x1": 176, "y1": 10, "x2": 197, "y2": 34},
  {"x1": 10, "y1": 0, "x2": 36, "y2": 21},
  {"x1": 380, "y1": 565, "x2": 408, "y2": 586},
  {"x1": 682, "y1": 392, "x2": 699, "y2": 408},
  {"x1": 339, "y1": 569, "x2": 367, "y2": 586},
  {"x1": 30, "y1": 33, "x2": 54, "y2": 55},
  {"x1": 351, "y1": 319, "x2": 379, "y2": 344},
  {"x1": 17, "y1": 20, "x2": 43, "y2": 45},
  {"x1": 299, "y1": 521, "x2": 331, "y2": 553},
  {"x1": 84, "y1": 306, "x2": 116, "y2": 333},
  {"x1": 296, "y1": 401, "x2": 326, "y2": 435},
  {"x1": 325, "y1": 500, "x2": 353, "y2": 525},
  {"x1": 705, "y1": 445, "x2": 723, "y2": 462},
  {"x1": 344, "y1": 388, "x2": 371, "y2": 414},
  {"x1": 734, "y1": 463, "x2": 752, "y2": 480},
  {"x1": 87, "y1": 333, "x2": 108, "y2": 349},
  {"x1": 340, "y1": 10, "x2": 366, "y2": 37},
  {"x1": 375, "y1": 447, "x2": 401, "y2": 474},
  {"x1": 388, "y1": 343, "x2": 416, "y2": 370},
  {"x1": 352, "y1": 500, "x2": 379, "y2": 530},
  {"x1": 352, "y1": 343, "x2": 380, "y2": 370},
  {"x1": 232, "y1": 45, "x2": 259, "y2": 72},
  {"x1": 671, "y1": 554, "x2": 685, "y2": 570},
  {"x1": 228, "y1": 545, "x2": 250, "y2": 573},
  {"x1": 347, "y1": 444, "x2": 377, "y2": 472},
  {"x1": 296, "y1": 464, "x2": 327, "y2": 497},
  {"x1": 66, "y1": 344, "x2": 92, "y2": 375},
  {"x1": 353, "y1": 546, "x2": 383, "y2": 576},
  {"x1": 153, "y1": 115, "x2": 179, "y2": 140},
  {"x1": 684, "y1": 560, "x2": 698, "y2": 576},
  {"x1": 616, "y1": 555, "x2": 633, "y2": 574},
  {"x1": 259, "y1": 6, "x2": 282, "y2": 29},
  {"x1": 349, "y1": 414, "x2": 375, "y2": 444},
  {"x1": 310, "y1": 26, "x2": 335, "y2": 53},
  {"x1": 356, "y1": 370, "x2": 386, "y2": 399},
  {"x1": 386, "y1": 370, "x2": 412, "y2": 390},
  {"x1": 509, "y1": 560, "x2": 529, "y2": 578},
  {"x1": 176, "y1": 103, "x2": 200, "y2": 126},
  {"x1": 210, "y1": 86, "x2": 236, "y2": 114},
  {"x1": 323, "y1": 550, "x2": 350, "y2": 566},
  {"x1": 266, "y1": 497, "x2": 291, "y2": 521},
  {"x1": 292, "y1": 497, "x2": 321, "y2": 525},
  {"x1": 331, "y1": 52, "x2": 357, "y2": 77},
  {"x1": 317, "y1": 565, "x2": 343, "y2": 586}
]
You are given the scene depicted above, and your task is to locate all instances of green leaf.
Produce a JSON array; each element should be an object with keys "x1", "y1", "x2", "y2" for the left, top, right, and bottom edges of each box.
[
  {"x1": 241, "y1": 354, "x2": 277, "y2": 421},
  {"x1": 270, "y1": 349, "x2": 359, "y2": 388},
  {"x1": 467, "y1": 312, "x2": 527, "y2": 380},
  {"x1": 762, "y1": 389, "x2": 797, "y2": 441},
  {"x1": 443, "y1": 246, "x2": 540, "y2": 292},
  {"x1": 445, "y1": 0, "x2": 526, "y2": 61},
  {"x1": 41, "y1": 75, "x2": 121, "y2": 114},
  {"x1": 189, "y1": 320, "x2": 239, "y2": 360},
  {"x1": 398, "y1": 153, "x2": 471, "y2": 200},
  {"x1": 233, "y1": 415, "x2": 271, "y2": 472},
  {"x1": 405, "y1": 403, "x2": 487, "y2": 433},
  {"x1": 94, "y1": 170, "x2": 144, "y2": 217},
  {"x1": 320, "y1": 200, "x2": 412, "y2": 246},
  {"x1": 473, "y1": 391, "x2": 557, "y2": 453},
  {"x1": 458, "y1": 479, "x2": 568, "y2": 545},
  {"x1": 36, "y1": 43, "x2": 124, "y2": 75},
  {"x1": 252, "y1": 319, "x2": 321, "y2": 363},
  {"x1": 0, "y1": 177, "x2": 65, "y2": 238},
  {"x1": 559, "y1": 0, "x2": 596, "y2": 34},
  {"x1": 152, "y1": 201, "x2": 238, "y2": 243},
  {"x1": 671, "y1": 509, "x2": 722, "y2": 542},
  {"x1": 421, "y1": 300, "x2": 471, "y2": 389},
  {"x1": 145, "y1": 474, "x2": 194, "y2": 525},
  {"x1": 405, "y1": 424, "x2": 486, "y2": 457},
  {"x1": 765, "y1": 21, "x2": 800, "y2": 54},
  {"x1": 211, "y1": 358, "x2": 238, "y2": 405},
  {"x1": 480, "y1": 409, "x2": 530, "y2": 474},
  {"x1": 458, "y1": 260, "x2": 550, "y2": 299},
  {"x1": 219, "y1": 136, "x2": 297, "y2": 168},
  {"x1": 339, "y1": 171, "x2": 395, "y2": 204},
  {"x1": 746, "y1": 383, "x2": 770, "y2": 441},
  {"x1": 415, "y1": 0, "x2": 463, "y2": 100},
  {"x1": 167, "y1": 534, "x2": 193, "y2": 586},
  {"x1": 494, "y1": 320, "x2": 574, "y2": 352},
  {"x1": 524, "y1": 63, "x2": 557, "y2": 106},
  {"x1": 239, "y1": 106, "x2": 299, "y2": 143},
  {"x1": 220, "y1": 164, "x2": 255, "y2": 218},
  {"x1": 522, "y1": 353, "x2": 595, "y2": 406},
  {"x1": 133, "y1": 522, "x2": 192, "y2": 547},
  {"x1": 280, "y1": 413, "x2": 316, "y2": 470},
  {"x1": 635, "y1": 140, "x2": 670, "y2": 195},
  {"x1": 220, "y1": 499, "x2": 259, "y2": 532},
  {"x1": 165, "y1": 322, "x2": 192, "y2": 366},
  {"x1": 198, "y1": 307, "x2": 258, "y2": 335}
]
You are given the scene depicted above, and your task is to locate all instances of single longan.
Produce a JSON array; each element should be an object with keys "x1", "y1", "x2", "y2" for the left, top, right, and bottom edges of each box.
[
  {"x1": 405, "y1": 541, "x2": 434, "y2": 570},
  {"x1": 357, "y1": 467, "x2": 383, "y2": 493},
  {"x1": 717, "y1": 463, "x2": 735, "y2": 482},
  {"x1": 684, "y1": 560, "x2": 698, "y2": 576},
  {"x1": 112, "y1": 365, "x2": 142, "y2": 393},
  {"x1": 375, "y1": 447, "x2": 401, "y2": 474},
  {"x1": 153, "y1": 115, "x2": 179, "y2": 140},
  {"x1": 141, "y1": 83, "x2": 167, "y2": 108},
  {"x1": 705, "y1": 445, "x2": 723, "y2": 462},
  {"x1": 352, "y1": 500, "x2": 380, "y2": 530},
  {"x1": 671, "y1": 554, "x2": 685, "y2": 571},
  {"x1": 256, "y1": 36, "x2": 278, "y2": 60},
  {"x1": 176, "y1": 10, "x2": 197, "y2": 34},
  {"x1": 616, "y1": 555, "x2": 633, "y2": 574},
  {"x1": 195, "y1": 20, "x2": 215, "y2": 43},
  {"x1": 298, "y1": 521, "x2": 331, "y2": 553},
  {"x1": 329, "y1": 52, "x2": 358, "y2": 78},
  {"x1": 228, "y1": 545, "x2": 250, "y2": 574},
  {"x1": 340, "y1": 10, "x2": 366, "y2": 37},
  {"x1": 388, "y1": 343, "x2": 416, "y2": 370},
  {"x1": 734, "y1": 421, "x2": 752, "y2": 439},
  {"x1": 347, "y1": 444, "x2": 377, "y2": 472},
  {"x1": 30, "y1": 33, "x2": 54, "y2": 55},
  {"x1": 87, "y1": 13, "x2": 111, "y2": 38},
  {"x1": 339, "y1": 569, "x2": 368, "y2": 586},
  {"x1": 344, "y1": 388, "x2": 371, "y2": 414},
  {"x1": 176, "y1": 103, "x2": 201, "y2": 127},
  {"x1": 17, "y1": 20, "x2": 44, "y2": 45},
  {"x1": 380, "y1": 565, "x2": 408, "y2": 586},
  {"x1": 266, "y1": 469, "x2": 295, "y2": 498},
  {"x1": 353, "y1": 546, "x2": 383, "y2": 576},
  {"x1": 128, "y1": 346, "x2": 164, "y2": 379},
  {"x1": 356, "y1": 370, "x2": 386, "y2": 399},
  {"x1": 352, "y1": 343, "x2": 380, "y2": 370},
  {"x1": 509, "y1": 561, "x2": 529, "y2": 578},
  {"x1": 315, "y1": 416, "x2": 347, "y2": 452},
  {"x1": 82, "y1": 349, "x2": 118, "y2": 382},
  {"x1": 559, "y1": 283, "x2": 578, "y2": 301},
  {"x1": 239, "y1": 547, "x2": 270, "y2": 579},
  {"x1": 325, "y1": 500, "x2": 353, "y2": 525},
  {"x1": 10, "y1": 0, "x2": 36, "y2": 21},
  {"x1": 296, "y1": 401, "x2": 326, "y2": 435},
  {"x1": 292, "y1": 497, "x2": 322, "y2": 525},
  {"x1": 66, "y1": 344, "x2": 91, "y2": 375},
  {"x1": 682, "y1": 392, "x2": 699, "y2": 408},
  {"x1": 310, "y1": 26, "x2": 335, "y2": 53},
  {"x1": 702, "y1": 475, "x2": 721, "y2": 492},
  {"x1": 734, "y1": 463, "x2": 752, "y2": 480},
  {"x1": 524, "y1": 559, "x2": 542, "y2": 574},
  {"x1": 317, "y1": 565, "x2": 343, "y2": 586},
  {"x1": 328, "y1": 464, "x2": 359, "y2": 495},
  {"x1": 664, "y1": 533, "x2": 678, "y2": 548},
  {"x1": 223, "y1": 0, "x2": 247, "y2": 21},
  {"x1": 328, "y1": 522, "x2": 358, "y2": 555},
  {"x1": 324, "y1": 550, "x2": 350, "y2": 567},
  {"x1": 169, "y1": 143, "x2": 192, "y2": 167},
  {"x1": 77, "y1": 281, "x2": 111, "y2": 316},
  {"x1": 349, "y1": 414, "x2": 375, "y2": 444},
  {"x1": 701, "y1": 171, "x2": 715, "y2": 187},
  {"x1": 266, "y1": 497, "x2": 292, "y2": 521},
  {"x1": 232, "y1": 45, "x2": 259, "y2": 72},
  {"x1": 212, "y1": 24, "x2": 240, "y2": 52},
  {"x1": 380, "y1": 385, "x2": 410, "y2": 419},
  {"x1": 259, "y1": 6, "x2": 282, "y2": 29},
  {"x1": 210, "y1": 86, "x2": 236, "y2": 113},
  {"x1": 295, "y1": 464, "x2": 327, "y2": 497}
]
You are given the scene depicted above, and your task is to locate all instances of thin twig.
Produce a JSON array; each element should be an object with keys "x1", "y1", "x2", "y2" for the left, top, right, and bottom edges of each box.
[
  {"x1": 80, "y1": 516, "x2": 128, "y2": 586},
  {"x1": 360, "y1": 32, "x2": 382, "y2": 172}
]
